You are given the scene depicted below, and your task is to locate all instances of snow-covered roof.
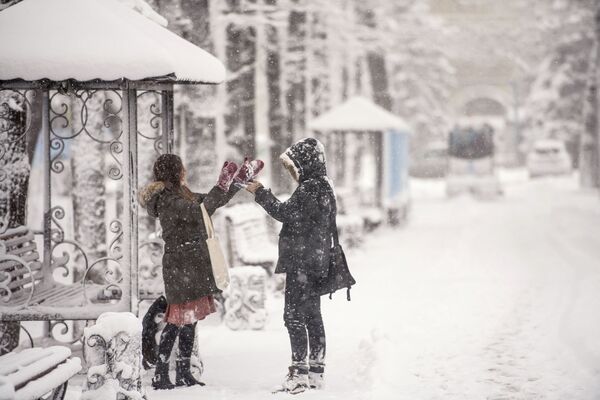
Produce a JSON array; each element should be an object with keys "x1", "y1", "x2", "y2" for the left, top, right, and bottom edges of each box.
[
  {"x1": 309, "y1": 96, "x2": 411, "y2": 133},
  {"x1": 0, "y1": 0, "x2": 225, "y2": 84}
]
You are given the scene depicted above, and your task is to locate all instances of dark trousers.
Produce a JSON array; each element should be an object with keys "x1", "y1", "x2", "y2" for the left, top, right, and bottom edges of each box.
[{"x1": 284, "y1": 271, "x2": 326, "y2": 370}]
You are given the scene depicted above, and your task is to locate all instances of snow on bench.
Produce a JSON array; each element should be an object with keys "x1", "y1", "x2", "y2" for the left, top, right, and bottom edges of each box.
[{"x1": 0, "y1": 345, "x2": 81, "y2": 400}]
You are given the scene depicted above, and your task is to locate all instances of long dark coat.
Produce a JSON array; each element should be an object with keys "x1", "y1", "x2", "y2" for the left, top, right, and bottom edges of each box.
[
  {"x1": 139, "y1": 183, "x2": 238, "y2": 304},
  {"x1": 255, "y1": 138, "x2": 336, "y2": 278}
]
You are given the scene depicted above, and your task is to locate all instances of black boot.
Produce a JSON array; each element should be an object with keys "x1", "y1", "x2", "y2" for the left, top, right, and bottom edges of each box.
[
  {"x1": 175, "y1": 358, "x2": 205, "y2": 387},
  {"x1": 152, "y1": 323, "x2": 179, "y2": 390},
  {"x1": 152, "y1": 362, "x2": 175, "y2": 390},
  {"x1": 175, "y1": 323, "x2": 205, "y2": 386}
]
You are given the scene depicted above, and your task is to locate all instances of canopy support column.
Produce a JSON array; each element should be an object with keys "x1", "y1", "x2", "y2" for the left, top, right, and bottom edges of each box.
[
  {"x1": 41, "y1": 89, "x2": 52, "y2": 282},
  {"x1": 161, "y1": 88, "x2": 174, "y2": 153},
  {"x1": 375, "y1": 131, "x2": 383, "y2": 208},
  {"x1": 123, "y1": 86, "x2": 139, "y2": 316}
]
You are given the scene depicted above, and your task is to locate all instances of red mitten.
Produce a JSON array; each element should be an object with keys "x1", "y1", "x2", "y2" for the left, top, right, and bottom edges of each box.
[
  {"x1": 217, "y1": 161, "x2": 239, "y2": 191},
  {"x1": 234, "y1": 158, "x2": 264, "y2": 186}
]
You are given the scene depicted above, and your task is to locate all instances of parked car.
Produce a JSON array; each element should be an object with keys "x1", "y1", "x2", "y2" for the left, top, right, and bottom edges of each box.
[{"x1": 526, "y1": 139, "x2": 572, "y2": 178}]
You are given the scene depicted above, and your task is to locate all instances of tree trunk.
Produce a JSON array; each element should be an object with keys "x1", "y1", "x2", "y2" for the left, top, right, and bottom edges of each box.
[
  {"x1": 266, "y1": 22, "x2": 288, "y2": 192},
  {"x1": 0, "y1": 91, "x2": 30, "y2": 354},
  {"x1": 70, "y1": 92, "x2": 107, "y2": 282},
  {"x1": 285, "y1": 5, "x2": 307, "y2": 145},
  {"x1": 596, "y1": 7, "x2": 600, "y2": 189},
  {"x1": 367, "y1": 53, "x2": 392, "y2": 111},
  {"x1": 580, "y1": 9, "x2": 600, "y2": 188},
  {"x1": 225, "y1": 22, "x2": 257, "y2": 158}
]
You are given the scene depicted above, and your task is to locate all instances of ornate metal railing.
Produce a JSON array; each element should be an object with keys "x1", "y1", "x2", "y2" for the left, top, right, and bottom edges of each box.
[{"x1": 0, "y1": 81, "x2": 174, "y2": 322}]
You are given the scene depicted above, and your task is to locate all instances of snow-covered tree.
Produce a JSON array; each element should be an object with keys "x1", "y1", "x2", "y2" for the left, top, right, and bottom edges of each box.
[
  {"x1": 139, "y1": 0, "x2": 459, "y2": 188},
  {"x1": 523, "y1": 0, "x2": 597, "y2": 173},
  {"x1": 379, "y1": 1, "x2": 456, "y2": 150}
]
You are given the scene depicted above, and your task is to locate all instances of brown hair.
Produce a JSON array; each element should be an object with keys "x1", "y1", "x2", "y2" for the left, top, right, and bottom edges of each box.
[{"x1": 153, "y1": 154, "x2": 195, "y2": 202}]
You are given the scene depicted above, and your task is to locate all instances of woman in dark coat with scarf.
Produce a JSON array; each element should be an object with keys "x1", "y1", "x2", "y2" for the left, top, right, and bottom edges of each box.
[
  {"x1": 246, "y1": 138, "x2": 336, "y2": 394},
  {"x1": 139, "y1": 154, "x2": 262, "y2": 390}
]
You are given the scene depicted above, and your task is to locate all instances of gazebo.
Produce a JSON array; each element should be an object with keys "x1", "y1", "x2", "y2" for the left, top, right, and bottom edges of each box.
[
  {"x1": 0, "y1": 0, "x2": 225, "y2": 325},
  {"x1": 309, "y1": 96, "x2": 412, "y2": 224}
]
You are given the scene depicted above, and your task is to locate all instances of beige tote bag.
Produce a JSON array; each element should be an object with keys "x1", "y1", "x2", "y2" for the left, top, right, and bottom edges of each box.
[{"x1": 200, "y1": 203, "x2": 230, "y2": 290}]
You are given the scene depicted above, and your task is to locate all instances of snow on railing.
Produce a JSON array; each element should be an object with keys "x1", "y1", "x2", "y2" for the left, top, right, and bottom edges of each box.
[
  {"x1": 222, "y1": 266, "x2": 268, "y2": 331},
  {"x1": 82, "y1": 312, "x2": 143, "y2": 400}
]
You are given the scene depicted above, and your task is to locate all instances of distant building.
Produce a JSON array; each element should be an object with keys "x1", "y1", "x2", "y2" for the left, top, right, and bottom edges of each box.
[{"x1": 430, "y1": 0, "x2": 534, "y2": 166}]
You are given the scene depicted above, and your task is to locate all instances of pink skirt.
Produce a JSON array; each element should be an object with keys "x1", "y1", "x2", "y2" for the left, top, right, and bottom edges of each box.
[{"x1": 164, "y1": 295, "x2": 217, "y2": 326}]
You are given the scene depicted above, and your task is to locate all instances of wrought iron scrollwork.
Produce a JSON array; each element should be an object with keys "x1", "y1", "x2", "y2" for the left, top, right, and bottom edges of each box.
[
  {"x1": 108, "y1": 219, "x2": 123, "y2": 260},
  {"x1": 137, "y1": 90, "x2": 165, "y2": 155},
  {"x1": 108, "y1": 140, "x2": 123, "y2": 180},
  {"x1": 0, "y1": 89, "x2": 35, "y2": 148},
  {"x1": 0, "y1": 254, "x2": 34, "y2": 306},
  {"x1": 0, "y1": 84, "x2": 175, "y2": 317},
  {"x1": 49, "y1": 320, "x2": 82, "y2": 345},
  {"x1": 49, "y1": 89, "x2": 124, "y2": 180},
  {"x1": 50, "y1": 137, "x2": 65, "y2": 173}
]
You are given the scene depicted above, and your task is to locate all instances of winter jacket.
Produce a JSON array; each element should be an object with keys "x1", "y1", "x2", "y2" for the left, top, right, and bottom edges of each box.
[
  {"x1": 255, "y1": 138, "x2": 336, "y2": 278},
  {"x1": 139, "y1": 182, "x2": 238, "y2": 304}
]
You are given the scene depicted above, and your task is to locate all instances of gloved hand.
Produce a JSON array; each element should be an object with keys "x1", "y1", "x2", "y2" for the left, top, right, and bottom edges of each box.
[
  {"x1": 245, "y1": 181, "x2": 264, "y2": 194},
  {"x1": 233, "y1": 157, "x2": 264, "y2": 187},
  {"x1": 217, "y1": 161, "x2": 239, "y2": 192}
]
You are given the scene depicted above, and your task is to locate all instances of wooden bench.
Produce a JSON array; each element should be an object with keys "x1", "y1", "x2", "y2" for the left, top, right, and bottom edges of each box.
[
  {"x1": 0, "y1": 345, "x2": 81, "y2": 400},
  {"x1": 223, "y1": 203, "x2": 278, "y2": 274},
  {"x1": 0, "y1": 226, "x2": 122, "y2": 311},
  {"x1": 0, "y1": 227, "x2": 44, "y2": 307}
]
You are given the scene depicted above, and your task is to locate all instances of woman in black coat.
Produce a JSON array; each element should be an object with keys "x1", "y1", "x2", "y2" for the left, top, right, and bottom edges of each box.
[
  {"x1": 246, "y1": 138, "x2": 336, "y2": 394},
  {"x1": 139, "y1": 154, "x2": 262, "y2": 390}
]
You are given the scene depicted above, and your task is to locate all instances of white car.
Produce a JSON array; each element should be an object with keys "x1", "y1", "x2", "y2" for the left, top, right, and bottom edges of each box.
[{"x1": 527, "y1": 139, "x2": 572, "y2": 178}]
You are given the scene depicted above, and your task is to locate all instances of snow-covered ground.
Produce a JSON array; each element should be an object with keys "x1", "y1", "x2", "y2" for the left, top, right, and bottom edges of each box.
[{"x1": 68, "y1": 170, "x2": 600, "y2": 399}]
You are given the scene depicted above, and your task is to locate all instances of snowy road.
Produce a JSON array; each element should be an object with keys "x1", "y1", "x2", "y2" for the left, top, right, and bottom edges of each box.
[{"x1": 147, "y1": 173, "x2": 600, "y2": 400}]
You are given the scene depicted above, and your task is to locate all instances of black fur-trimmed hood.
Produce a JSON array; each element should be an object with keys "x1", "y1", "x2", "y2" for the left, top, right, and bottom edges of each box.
[{"x1": 280, "y1": 138, "x2": 327, "y2": 182}]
